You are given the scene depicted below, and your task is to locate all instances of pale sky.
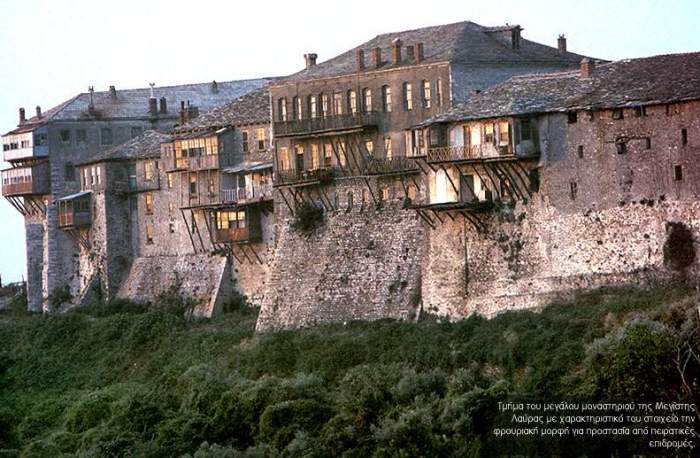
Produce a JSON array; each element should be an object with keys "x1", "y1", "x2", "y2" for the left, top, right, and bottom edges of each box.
[{"x1": 1, "y1": 0, "x2": 699, "y2": 282}]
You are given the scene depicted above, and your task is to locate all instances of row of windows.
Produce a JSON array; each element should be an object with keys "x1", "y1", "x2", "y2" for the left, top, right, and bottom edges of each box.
[
  {"x1": 57, "y1": 126, "x2": 142, "y2": 146},
  {"x1": 574, "y1": 129, "x2": 690, "y2": 159},
  {"x1": 568, "y1": 103, "x2": 689, "y2": 124},
  {"x1": 241, "y1": 128, "x2": 268, "y2": 153},
  {"x1": 278, "y1": 137, "x2": 394, "y2": 170},
  {"x1": 276, "y1": 79, "x2": 443, "y2": 121}
]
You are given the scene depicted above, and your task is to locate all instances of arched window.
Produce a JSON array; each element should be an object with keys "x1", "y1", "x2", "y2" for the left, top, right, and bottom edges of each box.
[
  {"x1": 292, "y1": 96, "x2": 301, "y2": 120},
  {"x1": 362, "y1": 88, "x2": 372, "y2": 113},
  {"x1": 347, "y1": 90, "x2": 357, "y2": 114},
  {"x1": 381, "y1": 85, "x2": 392, "y2": 112},
  {"x1": 277, "y1": 98, "x2": 287, "y2": 121}
]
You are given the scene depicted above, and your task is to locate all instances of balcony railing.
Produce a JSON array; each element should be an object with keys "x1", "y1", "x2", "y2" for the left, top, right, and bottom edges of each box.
[
  {"x1": 59, "y1": 211, "x2": 91, "y2": 228},
  {"x1": 274, "y1": 111, "x2": 380, "y2": 137},
  {"x1": 364, "y1": 156, "x2": 419, "y2": 175},
  {"x1": 3, "y1": 144, "x2": 49, "y2": 162},
  {"x1": 167, "y1": 154, "x2": 222, "y2": 171},
  {"x1": 274, "y1": 167, "x2": 339, "y2": 186},
  {"x1": 1, "y1": 162, "x2": 50, "y2": 196},
  {"x1": 220, "y1": 183, "x2": 273, "y2": 204},
  {"x1": 426, "y1": 145, "x2": 513, "y2": 162}
]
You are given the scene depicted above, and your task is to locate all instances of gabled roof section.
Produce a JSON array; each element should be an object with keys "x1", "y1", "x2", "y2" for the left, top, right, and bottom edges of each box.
[
  {"x1": 79, "y1": 130, "x2": 170, "y2": 166},
  {"x1": 172, "y1": 87, "x2": 271, "y2": 133},
  {"x1": 277, "y1": 21, "x2": 589, "y2": 83},
  {"x1": 6, "y1": 78, "x2": 273, "y2": 134},
  {"x1": 419, "y1": 52, "x2": 700, "y2": 125}
]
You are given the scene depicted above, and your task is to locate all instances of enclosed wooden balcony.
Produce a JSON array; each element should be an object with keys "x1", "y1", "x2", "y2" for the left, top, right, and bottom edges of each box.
[
  {"x1": 220, "y1": 183, "x2": 273, "y2": 204},
  {"x1": 210, "y1": 208, "x2": 263, "y2": 244},
  {"x1": 1, "y1": 162, "x2": 50, "y2": 196},
  {"x1": 167, "y1": 153, "x2": 222, "y2": 171},
  {"x1": 426, "y1": 145, "x2": 514, "y2": 163},
  {"x1": 213, "y1": 226, "x2": 262, "y2": 244},
  {"x1": 274, "y1": 112, "x2": 380, "y2": 138},
  {"x1": 274, "y1": 167, "x2": 337, "y2": 186},
  {"x1": 57, "y1": 192, "x2": 92, "y2": 229}
]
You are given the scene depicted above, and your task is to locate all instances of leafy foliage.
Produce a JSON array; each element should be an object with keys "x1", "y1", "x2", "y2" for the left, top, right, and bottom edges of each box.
[{"x1": 291, "y1": 201, "x2": 324, "y2": 234}]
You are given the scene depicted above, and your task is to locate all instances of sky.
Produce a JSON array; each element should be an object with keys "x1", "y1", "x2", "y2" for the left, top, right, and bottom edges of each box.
[{"x1": 0, "y1": 0, "x2": 699, "y2": 283}]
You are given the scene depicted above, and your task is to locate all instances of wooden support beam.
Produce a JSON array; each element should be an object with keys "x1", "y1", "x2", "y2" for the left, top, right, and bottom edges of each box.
[
  {"x1": 409, "y1": 174, "x2": 421, "y2": 191},
  {"x1": 277, "y1": 188, "x2": 295, "y2": 215},
  {"x1": 445, "y1": 211, "x2": 456, "y2": 221},
  {"x1": 5, "y1": 197, "x2": 26, "y2": 215},
  {"x1": 429, "y1": 208, "x2": 444, "y2": 225},
  {"x1": 459, "y1": 210, "x2": 484, "y2": 233},
  {"x1": 228, "y1": 245, "x2": 243, "y2": 264},
  {"x1": 202, "y1": 209, "x2": 217, "y2": 252},
  {"x1": 439, "y1": 164, "x2": 460, "y2": 197},
  {"x1": 247, "y1": 244, "x2": 264, "y2": 265},
  {"x1": 454, "y1": 166, "x2": 477, "y2": 201},
  {"x1": 416, "y1": 209, "x2": 436, "y2": 229},
  {"x1": 329, "y1": 139, "x2": 348, "y2": 175},
  {"x1": 481, "y1": 163, "x2": 500, "y2": 197},
  {"x1": 237, "y1": 244, "x2": 254, "y2": 264},
  {"x1": 190, "y1": 209, "x2": 206, "y2": 253},
  {"x1": 362, "y1": 177, "x2": 379, "y2": 207},
  {"x1": 510, "y1": 161, "x2": 533, "y2": 197},
  {"x1": 493, "y1": 162, "x2": 524, "y2": 201},
  {"x1": 471, "y1": 165, "x2": 490, "y2": 198},
  {"x1": 343, "y1": 136, "x2": 365, "y2": 175},
  {"x1": 506, "y1": 162, "x2": 531, "y2": 198},
  {"x1": 412, "y1": 157, "x2": 429, "y2": 175}
]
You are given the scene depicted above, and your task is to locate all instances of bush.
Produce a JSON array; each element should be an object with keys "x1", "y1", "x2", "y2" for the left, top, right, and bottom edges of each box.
[
  {"x1": 64, "y1": 390, "x2": 115, "y2": 433},
  {"x1": 48, "y1": 284, "x2": 72, "y2": 311},
  {"x1": 291, "y1": 201, "x2": 324, "y2": 234}
]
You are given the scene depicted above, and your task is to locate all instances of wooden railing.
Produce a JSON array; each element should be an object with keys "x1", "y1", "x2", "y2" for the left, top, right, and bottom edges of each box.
[
  {"x1": 364, "y1": 156, "x2": 419, "y2": 175},
  {"x1": 220, "y1": 183, "x2": 273, "y2": 203},
  {"x1": 1, "y1": 162, "x2": 50, "y2": 196},
  {"x1": 274, "y1": 167, "x2": 338, "y2": 186},
  {"x1": 426, "y1": 145, "x2": 513, "y2": 162},
  {"x1": 167, "y1": 154, "x2": 222, "y2": 171},
  {"x1": 274, "y1": 111, "x2": 380, "y2": 137}
]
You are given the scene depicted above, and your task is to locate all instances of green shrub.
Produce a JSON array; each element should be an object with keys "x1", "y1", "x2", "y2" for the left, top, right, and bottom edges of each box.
[
  {"x1": 291, "y1": 201, "x2": 324, "y2": 233},
  {"x1": 48, "y1": 285, "x2": 72, "y2": 311},
  {"x1": 64, "y1": 390, "x2": 115, "y2": 433},
  {"x1": 258, "y1": 399, "x2": 331, "y2": 450}
]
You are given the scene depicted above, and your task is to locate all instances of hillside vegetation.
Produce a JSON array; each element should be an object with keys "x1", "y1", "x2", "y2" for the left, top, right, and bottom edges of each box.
[{"x1": 0, "y1": 287, "x2": 698, "y2": 457}]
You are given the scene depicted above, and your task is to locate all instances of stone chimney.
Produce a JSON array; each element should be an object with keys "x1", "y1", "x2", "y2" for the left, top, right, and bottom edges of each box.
[
  {"x1": 179, "y1": 101, "x2": 186, "y2": 124},
  {"x1": 109, "y1": 85, "x2": 117, "y2": 99},
  {"x1": 35, "y1": 106, "x2": 42, "y2": 119},
  {"x1": 373, "y1": 47, "x2": 382, "y2": 68},
  {"x1": 356, "y1": 49, "x2": 365, "y2": 70},
  {"x1": 149, "y1": 97, "x2": 158, "y2": 115},
  {"x1": 211, "y1": 80, "x2": 218, "y2": 94},
  {"x1": 391, "y1": 38, "x2": 402, "y2": 65},
  {"x1": 406, "y1": 45, "x2": 415, "y2": 62},
  {"x1": 511, "y1": 26, "x2": 521, "y2": 49},
  {"x1": 159, "y1": 97, "x2": 167, "y2": 114},
  {"x1": 19, "y1": 108, "x2": 25, "y2": 124},
  {"x1": 558, "y1": 35, "x2": 567, "y2": 54},
  {"x1": 416, "y1": 43, "x2": 424, "y2": 63},
  {"x1": 88, "y1": 86, "x2": 95, "y2": 115},
  {"x1": 304, "y1": 53, "x2": 318, "y2": 69},
  {"x1": 580, "y1": 58, "x2": 595, "y2": 78}
]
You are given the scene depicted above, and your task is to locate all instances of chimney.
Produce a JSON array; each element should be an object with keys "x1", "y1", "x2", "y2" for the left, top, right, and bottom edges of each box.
[
  {"x1": 179, "y1": 101, "x2": 186, "y2": 124},
  {"x1": 558, "y1": 34, "x2": 567, "y2": 54},
  {"x1": 88, "y1": 86, "x2": 95, "y2": 113},
  {"x1": 211, "y1": 80, "x2": 218, "y2": 94},
  {"x1": 304, "y1": 53, "x2": 317, "y2": 69},
  {"x1": 356, "y1": 49, "x2": 365, "y2": 70},
  {"x1": 406, "y1": 45, "x2": 415, "y2": 62},
  {"x1": 159, "y1": 97, "x2": 167, "y2": 114},
  {"x1": 19, "y1": 108, "x2": 26, "y2": 124},
  {"x1": 391, "y1": 38, "x2": 402, "y2": 65},
  {"x1": 109, "y1": 85, "x2": 117, "y2": 99},
  {"x1": 149, "y1": 97, "x2": 158, "y2": 115},
  {"x1": 35, "y1": 106, "x2": 42, "y2": 119},
  {"x1": 416, "y1": 42, "x2": 424, "y2": 63},
  {"x1": 511, "y1": 26, "x2": 521, "y2": 49},
  {"x1": 373, "y1": 47, "x2": 382, "y2": 68},
  {"x1": 580, "y1": 58, "x2": 595, "y2": 78}
]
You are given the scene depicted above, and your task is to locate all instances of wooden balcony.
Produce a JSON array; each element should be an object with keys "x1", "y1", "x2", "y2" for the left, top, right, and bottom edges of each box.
[
  {"x1": 274, "y1": 111, "x2": 380, "y2": 138},
  {"x1": 1, "y1": 162, "x2": 50, "y2": 196},
  {"x1": 212, "y1": 226, "x2": 262, "y2": 244},
  {"x1": 166, "y1": 154, "x2": 222, "y2": 171},
  {"x1": 363, "y1": 156, "x2": 420, "y2": 175},
  {"x1": 426, "y1": 145, "x2": 514, "y2": 163},
  {"x1": 57, "y1": 193, "x2": 92, "y2": 229},
  {"x1": 220, "y1": 183, "x2": 273, "y2": 204},
  {"x1": 58, "y1": 211, "x2": 91, "y2": 228},
  {"x1": 274, "y1": 167, "x2": 338, "y2": 186}
]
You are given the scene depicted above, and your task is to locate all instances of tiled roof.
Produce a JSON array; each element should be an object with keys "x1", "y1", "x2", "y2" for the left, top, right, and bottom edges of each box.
[
  {"x1": 173, "y1": 87, "x2": 271, "y2": 133},
  {"x1": 5, "y1": 78, "x2": 272, "y2": 135},
  {"x1": 419, "y1": 52, "x2": 700, "y2": 125},
  {"x1": 78, "y1": 130, "x2": 170, "y2": 165},
  {"x1": 277, "y1": 21, "x2": 588, "y2": 83}
]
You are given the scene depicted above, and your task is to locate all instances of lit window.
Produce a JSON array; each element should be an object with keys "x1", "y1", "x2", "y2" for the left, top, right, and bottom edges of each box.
[
  {"x1": 362, "y1": 88, "x2": 372, "y2": 112},
  {"x1": 382, "y1": 85, "x2": 392, "y2": 112},
  {"x1": 333, "y1": 93, "x2": 343, "y2": 115},
  {"x1": 278, "y1": 98, "x2": 288, "y2": 121},
  {"x1": 145, "y1": 193, "x2": 153, "y2": 214},
  {"x1": 279, "y1": 147, "x2": 290, "y2": 170},
  {"x1": 422, "y1": 80, "x2": 431, "y2": 108},
  {"x1": 381, "y1": 187, "x2": 390, "y2": 201},
  {"x1": 146, "y1": 224, "x2": 153, "y2": 244},
  {"x1": 403, "y1": 83, "x2": 412, "y2": 111},
  {"x1": 311, "y1": 144, "x2": 320, "y2": 170},
  {"x1": 189, "y1": 174, "x2": 197, "y2": 195},
  {"x1": 436, "y1": 78, "x2": 443, "y2": 106},
  {"x1": 498, "y1": 121, "x2": 509, "y2": 146},
  {"x1": 308, "y1": 95, "x2": 317, "y2": 118},
  {"x1": 484, "y1": 123, "x2": 495, "y2": 144},
  {"x1": 293, "y1": 96, "x2": 302, "y2": 120},
  {"x1": 384, "y1": 136, "x2": 392, "y2": 159},
  {"x1": 321, "y1": 93, "x2": 329, "y2": 117},
  {"x1": 167, "y1": 173, "x2": 173, "y2": 188},
  {"x1": 144, "y1": 162, "x2": 153, "y2": 181},
  {"x1": 347, "y1": 90, "x2": 357, "y2": 114},
  {"x1": 323, "y1": 144, "x2": 333, "y2": 167},
  {"x1": 256, "y1": 128, "x2": 266, "y2": 150}
]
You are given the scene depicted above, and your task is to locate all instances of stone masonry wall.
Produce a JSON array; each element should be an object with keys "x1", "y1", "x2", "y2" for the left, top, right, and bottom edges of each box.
[{"x1": 256, "y1": 177, "x2": 424, "y2": 331}]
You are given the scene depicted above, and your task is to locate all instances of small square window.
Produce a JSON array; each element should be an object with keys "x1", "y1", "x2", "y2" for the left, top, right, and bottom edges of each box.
[
  {"x1": 60, "y1": 130, "x2": 71, "y2": 143},
  {"x1": 567, "y1": 111, "x2": 578, "y2": 123},
  {"x1": 76, "y1": 129, "x2": 87, "y2": 143},
  {"x1": 577, "y1": 145, "x2": 584, "y2": 158},
  {"x1": 612, "y1": 109, "x2": 624, "y2": 120},
  {"x1": 681, "y1": 128, "x2": 688, "y2": 146},
  {"x1": 674, "y1": 165, "x2": 683, "y2": 181},
  {"x1": 645, "y1": 137, "x2": 651, "y2": 149},
  {"x1": 616, "y1": 141, "x2": 626, "y2": 154}
]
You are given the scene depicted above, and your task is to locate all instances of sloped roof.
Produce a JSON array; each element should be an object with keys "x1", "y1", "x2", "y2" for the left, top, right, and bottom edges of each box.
[
  {"x1": 419, "y1": 52, "x2": 700, "y2": 125},
  {"x1": 277, "y1": 21, "x2": 588, "y2": 83},
  {"x1": 5, "y1": 78, "x2": 272, "y2": 135},
  {"x1": 78, "y1": 130, "x2": 170, "y2": 165},
  {"x1": 173, "y1": 87, "x2": 271, "y2": 133}
]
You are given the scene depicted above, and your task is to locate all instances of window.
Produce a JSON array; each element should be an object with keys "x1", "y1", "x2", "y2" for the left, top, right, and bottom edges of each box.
[
  {"x1": 100, "y1": 128, "x2": 112, "y2": 145},
  {"x1": 569, "y1": 181, "x2": 578, "y2": 200},
  {"x1": 292, "y1": 96, "x2": 301, "y2": 120},
  {"x1": 577, "y1": 145, "x2": 584, "y2": 158},
  {"x1": 347, "y1": 90, "x2": 357, "y2": 115},
  {"x1": 64, "y1": 163, "x2": 75, "y2": 181},
  {"x1": 76, "y1": 129, "x2": 87, "y2": 144},
  {"x1": 167, "y1": 173, "x2": 173, "y2": 188},
  {"x1": 403, "y1": 83, "x2": 413, "y2": 111},
  {"x1": 333, "y1": 93, "x2": 343, "y2": 115},
  {"x1": 60, "y1": 129, "x2": 71, "y2": 143},
  {"x1": 612, "y1": 109, "x2": 624, "y2": 120},
  {"x1": 520, "y1": 118, "x2": 532, "y2": 141},
  {"x1": 681, "y1": 128, "x2": 688, "y2": 146},
  {"x1": 294, "y1": 145, "x2": 304, "y2": 170},
  {"x1": 364, "y1": 139, "x2": 374, "y2": 156},
  {"x1": 633, "y1": 106, "x2": 647, "y2": 117},
  {"x1": 498, "y1": 121, "x2": 510, "y2": 146},
  {"x1": 189, "y1": 174, "x2": 197, "y2": 195},
  {"x1": 308, "y1": 95, "x2": 318, "y2": 118},
  {"x1": 131, "y1": 126, "x2": 142, "y2": 138},
  {"x1": 145, "y1": 193, "x2": 153, "y2": 214},
  {"x1": 347, "y1": 191, "x2": 353, "y2": 210},
  {"x1": 146, "y1": 224, "x2": 154, "y2": 244},
  {"x1": 279, "y1": 147, "x2": 290, "y2": 170},
  {"x1": 674, "y1": 165, "x2": 683, "y2": 181},
  {"x1": 616, "y1": 141, "x2": 626, "y2": 154},
  {"x1": 82, "y1": 168, "x2": 89, "y2": 188},
  {"x1": 567, "y1": 111, "x2": 578, "y2": 123},
  {"x1": 323, "y1": 144, "x2": 333, "y2": 167},
  {"x1": 311, "y1": 144, "x2": 320, "y2": 170},
  {"x1": 256, "y1": 128, "x2": 266, "y2": 150},
  {"x1": 381, "y1": 85, "x2": 392, "y2": 112},
  {"x1": 320, "y1": 93, "x2": 329, "y2": 117},
  {"x1": 278, "y1": 98, "x2": 288, "y2": 121},
  {"x1": 645, "y1": 137, "x2": 652, "y2": 149},
  {"x1": 144, "y1": 162, "x2": 154, "y2": 181},
  {"x1": 241, "y1": 131, "x2": 249, "y2": 153},
  {"x1": 381, "y1": 187, "x2": 390, "y2": 201},
  {"x1": 169, "y1": 222, "x2": 175, "y2": 233},
  {"x1": 422, "y1": 80, "x2": 431, "y2": 108},
  {"x1": 362, "y1": 88, "x2": 372, "y2": 113},
  {"x1": 484, "y1": 123, "x2": 495, "y2": 144},
  {"x1": 436, "y1": 78, "x2": 443, "y2": 106},
  {"x1": 215, "y1": 210, "x2": 246, "y2": 230},
  {"x1": 384, "y1": 136, "x2": 392, "y2": 159}
]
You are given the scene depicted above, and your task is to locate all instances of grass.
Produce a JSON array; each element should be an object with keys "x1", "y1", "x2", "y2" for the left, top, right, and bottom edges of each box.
[{"x1": 0, "y1": 286, "x2": 697, "y2": 457}]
